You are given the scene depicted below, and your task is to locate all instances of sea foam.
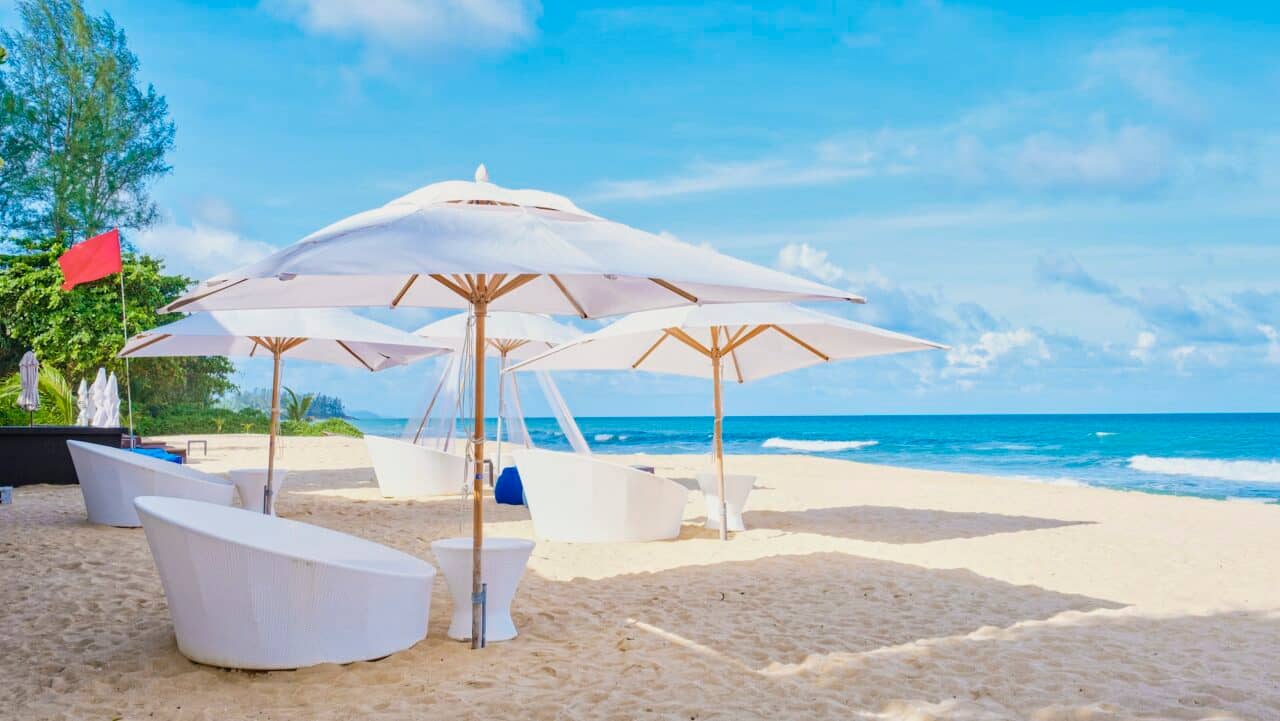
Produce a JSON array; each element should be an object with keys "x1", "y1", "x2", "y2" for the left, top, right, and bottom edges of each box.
[
  {"x1": 1128, "y1": 455, "x2": 1280, "y2": 484},
  {"x1": 762, "y1": 438, "x2": 878, "y2": 452},
  {"x1": 1095, "y1": 431, "x2": 1116, "y2": 437},
  {"x1": 594, "y1": 433, "x2": 614, "y2": 442}
]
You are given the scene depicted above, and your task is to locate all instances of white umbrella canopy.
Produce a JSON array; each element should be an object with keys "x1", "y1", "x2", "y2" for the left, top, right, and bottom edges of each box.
[
  {"x1": 508, "y1": 302, "x2": 946, "y2": 539},
  {"x1": 414, "y1": 311, "x2": 582, "y2": 360},
  {"x1": 157, "y1": 167, "x2": 863, "y2": 649},
  {"x1": 120, "y1": 309, "x2": 441, "y2": 371},
  {"x1": 160, "y1": 168, "x2": 862, "y2": 318},
  {"x1": 508, "y1": 303, "x2": 945, "y2": 380},
  {"x1": 120, "y1": 309, "x2": 448, "y2": 514}
]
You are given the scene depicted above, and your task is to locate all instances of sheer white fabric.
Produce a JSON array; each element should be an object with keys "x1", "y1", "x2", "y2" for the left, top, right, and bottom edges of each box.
[{"x1": 535, "y1": 371, "x2": 590, "y2": 455}]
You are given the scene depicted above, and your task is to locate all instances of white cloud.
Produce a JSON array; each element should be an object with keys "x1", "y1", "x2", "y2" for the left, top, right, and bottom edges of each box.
[
  {"x1": 1260, "y1": 325, "x2": 1280, "y2": 364},
  {"x1": 589, "y1": 156, "x2": 873, "y2": 202},
  {"x1": 134, "y1": 221, "x2": 276, "y2": 280},
  {"x1": 265, "y1": 0, "x2": 540, "y2": 52},
  {"x1": 1011, "y1": 125, "x2": 1174, "y2": 192},
  {"x1": 1129, "y1": 331, "x2": 1157, "y2": 363},
  {"x1": 944, "y1": 329, "x2": 1050, "y2": 377},
  {"x1": 776, "y1": 242, "x2": 845, "y2": 283},
  {"x1": 1170, "y1": 344, "x2": 1197, "y2": 374}
]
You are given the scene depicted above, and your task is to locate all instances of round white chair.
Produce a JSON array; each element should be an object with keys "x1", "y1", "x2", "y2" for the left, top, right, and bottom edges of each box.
[
  {"x1": 135, "y1": 496, "x2": 435, "y2": 670},
  {"x1": 431, "y1": 537, "x2": 534, "y2": 642},
  {"x1": 695, "y1": 472, "x2": 756, "y2": 532},
  {"x1": 366, "y1": 436, "x2": 468, "y2": 497},
  {"x1": 67, "y1": 440, "x2": 234, "y2": 527},
  {"x1": 227, "y1": 467, "x2": 290, "y2": 514}
]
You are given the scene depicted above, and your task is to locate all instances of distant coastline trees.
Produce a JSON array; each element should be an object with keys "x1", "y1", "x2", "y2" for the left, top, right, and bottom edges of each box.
[{"x1": 0, "y1": 0, "x2": 233, "y2": 427}]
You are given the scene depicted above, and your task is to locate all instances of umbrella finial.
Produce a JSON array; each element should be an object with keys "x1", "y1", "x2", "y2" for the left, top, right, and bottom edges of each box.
[{"x1": 475, "y1": 163, "x2": 489, "y2": 183}]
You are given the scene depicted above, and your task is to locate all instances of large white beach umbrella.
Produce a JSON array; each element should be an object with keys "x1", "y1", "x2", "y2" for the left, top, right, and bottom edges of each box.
[
  {"x1": 159, "y1": 166, "x2": 861, "y2": 647},
  {"x1": 413, "y1": 312, "x2": 586, "y2": 463},
  {"x1": 17, "y1": 351, "x2": 39, "y2": 423},
  {"x1": 508, "y1": 302, "x2": 946, "y2": 538},
  {"x1": 119, "y1": 309, "x2": 448, "y2": 513}
]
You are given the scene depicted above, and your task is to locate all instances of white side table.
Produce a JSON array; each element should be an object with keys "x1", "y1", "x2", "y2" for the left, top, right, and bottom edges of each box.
[
  {"x1": 431, "y1": 537, "x2": 534, "y2": 642},
  {"x1": 228, "y1": 468, "x2": 289, "y2": 515},
  {"x1": 694, "y1": 472, "x2": 756, "y2": 532}
]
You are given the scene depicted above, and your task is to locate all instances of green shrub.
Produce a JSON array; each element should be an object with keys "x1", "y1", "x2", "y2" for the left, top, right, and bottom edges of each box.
[
  {"x1": 280, "y1": 417, "x2": 363, "y2": 438},
  {"x1": 134, "y1": 404, "x2": 268, "y2": 436}
]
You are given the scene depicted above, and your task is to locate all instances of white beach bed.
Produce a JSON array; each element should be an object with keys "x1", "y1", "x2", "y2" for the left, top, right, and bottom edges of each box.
[
  {"x1": 134, "y1": 496, "x2": 435, "y2": 670},
  {"x1": 366, "y1": 435, "x2": 469, "y2": 497},
  {"x1": 66, "y1": 440, "x2": 234, "y2": 527},
  {"x1": 514, "y1": 449, "x2": 688, "y2": 542}
]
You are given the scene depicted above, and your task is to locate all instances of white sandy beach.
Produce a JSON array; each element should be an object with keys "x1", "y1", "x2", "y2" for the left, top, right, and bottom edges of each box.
[{"x1": 3, "y1": 434, "x2": 1279, "y2": 720}]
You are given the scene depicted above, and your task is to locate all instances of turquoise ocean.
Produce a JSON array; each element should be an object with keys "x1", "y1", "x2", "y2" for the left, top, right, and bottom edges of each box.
[{"x1": 350, "y1": 413, "x2": 1280, "y2": 504}]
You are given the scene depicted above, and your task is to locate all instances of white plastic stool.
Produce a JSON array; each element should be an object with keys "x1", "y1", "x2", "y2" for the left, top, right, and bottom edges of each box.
[
  {"x1": 694, "y1": 472, "x2": 756, "y2": 532},
  {"x1": 228, "y1": 468, "x2": 289, "y2": 514},
  {"x1": 431, "y1": 537, "x2": 535, "y2": 642}
]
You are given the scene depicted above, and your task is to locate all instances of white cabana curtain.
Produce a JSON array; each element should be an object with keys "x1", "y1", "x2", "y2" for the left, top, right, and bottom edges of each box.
[
  {"x1": 406, "y1": 350, "x2": 467, "y2": 452},
  {"x1": 499, "y1": 371, "x2": 532, "y2": 449},
  {"x1": 534, "y1": 370, "x2": 590, "y2": 455}
]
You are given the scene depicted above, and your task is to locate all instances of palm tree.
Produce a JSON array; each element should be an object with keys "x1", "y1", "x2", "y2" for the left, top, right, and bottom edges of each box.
[
  {"x1": 1, "y1": 365, "x2": 77, "y2": 424},
  {"x1": 282, "y1": 387, "x2": 315, "y2": 423}
]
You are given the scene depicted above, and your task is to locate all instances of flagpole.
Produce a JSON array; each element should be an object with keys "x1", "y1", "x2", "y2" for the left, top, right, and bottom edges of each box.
[{"x1": 118, "y1": 259, "x2": 136, "y2": 447}]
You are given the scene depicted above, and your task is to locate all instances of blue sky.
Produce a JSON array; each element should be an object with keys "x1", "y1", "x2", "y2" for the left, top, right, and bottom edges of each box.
[{"x1": 7, "y1": 1, "x2": 1278, "y2": 417}]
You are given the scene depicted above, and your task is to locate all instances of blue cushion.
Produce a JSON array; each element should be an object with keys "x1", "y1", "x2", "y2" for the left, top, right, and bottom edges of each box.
[
  {"x1": 131, "y1": 447, "x2": 182, "y2": 464},
  {"x1": 494, "y1": 465, "x2": 524, "y2": 505}
]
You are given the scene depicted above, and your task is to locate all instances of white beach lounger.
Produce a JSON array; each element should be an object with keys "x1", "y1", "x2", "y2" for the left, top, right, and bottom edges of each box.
[
  {"x1": 134, "y1": 496, "x2": 435, "y2": 670},
  {"x1": 514, "y1": 449, "x2": 688, "y2": 542},
  {"x1": 66, "y1": 440, "x2": 234, "y2": 527},
  {"x1": 366, "y1": 435, "x2": 468, "y2": 497}
]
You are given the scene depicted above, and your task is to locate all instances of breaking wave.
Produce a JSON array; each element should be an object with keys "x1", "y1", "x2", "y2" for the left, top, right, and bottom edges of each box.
[
  {"x1": 762, "y1": 438, "x2": 878, "y2": 453},
  {"x1": 1128, "y1": 455, "x2": 1280, "y2": 484}
]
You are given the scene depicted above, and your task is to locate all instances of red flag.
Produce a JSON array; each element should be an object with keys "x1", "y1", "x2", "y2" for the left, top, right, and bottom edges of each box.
[{"x1": 58, "y1": 228, "x2": 122, "y2": 290}]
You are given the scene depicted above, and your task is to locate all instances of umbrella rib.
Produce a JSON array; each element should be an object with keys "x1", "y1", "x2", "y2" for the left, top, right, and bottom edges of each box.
[
  {"x1": 490, "y1": 273, "x2": 539, "y2": 302},
  {"x1": 165, "y1": 278, "x2": 247, "y2": 311},
  {"x1": 335, "y1": 340, "x2": 374, "y2": 372},
  {"x1": 548, "y1": 274, "x2": 588, "y2": 318},
  {"x1": 390, "y1": 274, "x2": 419, "y2": 308},
  {"x1": 650, "y1": 278, "x2": 699, "y2": 303},
  {"x1": 729, "y1": 344, "x2": 744, "y2": 383},
  {"x1": 430, "y1": 274, "x2": 472, "y2": 300},
  {"x1": 631, "y1": 333, "x2": 669, "y2": 369},
  {"x1": 249, "y1": 340, "x2": 259, "y2": 357},
  {"x1": 768, "y1": 324, "x2": 829, "y2": 361},
  {"x1": 119, "y1": 333, "x2": 172, "y2": 357},
  {"x1": 722, "y1": 324, "x2": 770, "y2": 355},
  {"x1": 664, "y1": 328, "x2": 712, "y2": 357}
]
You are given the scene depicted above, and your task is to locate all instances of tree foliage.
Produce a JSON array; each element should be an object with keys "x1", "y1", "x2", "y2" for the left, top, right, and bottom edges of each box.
[
  {"x1": 0, "y1": 363, "x2": 76, "y2": 424},
  {"x1": 0, "y1": 0, "x2": 174, "y2": 249},
  {"x1": 0, "y1": 0, "x2": 232, "y2": 427},
  {"x1": 0, "y1": 246, "x2": 235, "y2": 412},
  {"x1": 282, "y1": 387, "x2": 315, "y2": 422}
]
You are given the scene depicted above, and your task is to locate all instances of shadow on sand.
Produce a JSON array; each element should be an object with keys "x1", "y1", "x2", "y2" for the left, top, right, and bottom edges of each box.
[{"x1": 744, "y1": 505, "x2": 1092, "y2": 543}]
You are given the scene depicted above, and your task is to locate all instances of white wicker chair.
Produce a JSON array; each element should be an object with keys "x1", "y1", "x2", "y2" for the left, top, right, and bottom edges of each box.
[
  {"x1": 366, "y1": 435, "x2": 468, "y2": 497},
  {"x1": 134, "y1": 496, "x2": 435, "y2": 670},
  {"x1": 66, "y1": 440, "x2": 234, "y2": 527},
  {"x1": 514, "y1": 449, "x2": 688, "y2": 543}
]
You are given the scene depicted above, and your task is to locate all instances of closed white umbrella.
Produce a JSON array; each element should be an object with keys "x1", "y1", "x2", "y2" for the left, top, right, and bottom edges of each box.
[
  {"x1": 76, "y1": 379, "x2": 89, "y2": 426},
  {"x1": 508, "y1": 302, "x2": 947, "y2": 538},
  {"x1": 158, "y1": 166, "x2": 861, "y2": 648},
  {"x1": 89, "y1": 368, "x2": 108, "y2": 427},
  {"x1": 17, "y1": 351, "x2": 39, "y2": 424},
  {"x1": 413, "y1": 312, "x2": 586, "y2": 467},
  {"x1": 120, "y1": 309, "x2": 448, "y2": 513},
  {"x1": 105, "y1": 373, "x2": 121, "y2": 427}
]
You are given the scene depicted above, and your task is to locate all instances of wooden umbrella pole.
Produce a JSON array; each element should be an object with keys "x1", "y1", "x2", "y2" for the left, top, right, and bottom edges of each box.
[
  {"x1": 711, "y1": 327, "x2": 727, "y2": 541},
  {"x1": 470, "y1": 296, "x2": 488, "y2": 649},
  {"x1": 265, "y1": 345, "x2": 283, "y2": 515}
]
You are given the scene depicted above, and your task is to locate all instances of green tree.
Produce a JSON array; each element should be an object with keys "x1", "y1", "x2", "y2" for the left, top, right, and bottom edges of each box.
[
  {"x1": 0, "y1": 0, "x2": 232, "y2": 426},
  {"x1": 282, "y1": 387, "x2": 315, "y2": 423},
  {"x1": 0, "y1": 0, "x2": 174, "y2": 249},
  {"x1": 0, "y1": 246, "x2": 235, "y2": 417},
  {"x1": 0, "y1": 363, "x2": 76, "y2": 424}
]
